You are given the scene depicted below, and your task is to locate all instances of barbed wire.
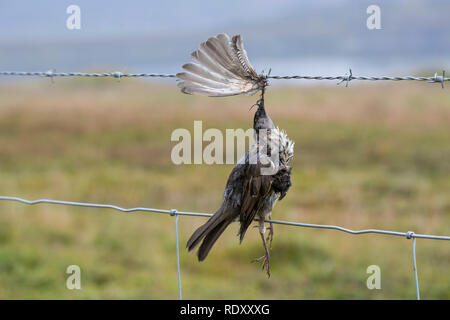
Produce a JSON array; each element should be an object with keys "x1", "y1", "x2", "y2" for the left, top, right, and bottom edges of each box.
[
  {"x1": 269, "y1": 69, "x2": 449, "y2": 88},
  {"x1": 0, "y1": 69, "x2": 448, "y2": 87},
  {"x1": 1, "y1": 195, "x2": 449, "y2": 300},
  {"x1": 0, "y1": 70, "x2": 176, "y2": 83}
]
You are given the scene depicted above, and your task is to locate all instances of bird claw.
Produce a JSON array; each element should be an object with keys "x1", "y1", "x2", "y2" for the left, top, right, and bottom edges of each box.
[
  {"x1": 252, "y1": 220, "x2": 273, "y2": 278},
  {"x1": 251, "y1": 253, "x2": 270, "y2": 278},
  {"x1": 251, "y1": 255, "x2": 265, "y2": 263}
]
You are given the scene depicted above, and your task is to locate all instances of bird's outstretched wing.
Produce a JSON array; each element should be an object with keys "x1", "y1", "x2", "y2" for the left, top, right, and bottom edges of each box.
[{"x1": 177, "y1": 33, "x2": 266, "y2": 97}]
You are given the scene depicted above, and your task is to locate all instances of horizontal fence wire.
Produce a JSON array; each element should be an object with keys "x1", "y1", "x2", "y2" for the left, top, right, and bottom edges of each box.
[
  {"x1": 0, "y1": 70, "x2": 176, "y2": 79},
  {"x1": 0, "y1": 69, "x2": 448, "y2": 87},
  {"x1": 0, "y1": 196, "x2": 449, "y2": 240},
  {"x1": 1, "y1": 196, "x2": 449, "y2": 300}
]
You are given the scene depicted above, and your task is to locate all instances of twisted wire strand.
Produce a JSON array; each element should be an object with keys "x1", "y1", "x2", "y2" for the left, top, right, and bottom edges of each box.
[
  {"x1": 1, "y1": 70, "x2": 448, "y2": 86},
  {"x1": 0, "y1": 71, "x2": 176, "y2": 78},
  {"x1": 266, "y1": 75, "x2": 449, "y2": 81}
]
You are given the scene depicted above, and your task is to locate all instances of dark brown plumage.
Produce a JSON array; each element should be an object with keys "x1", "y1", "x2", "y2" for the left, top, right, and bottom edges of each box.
[
  {"x1": 186, "y1": 161, "x2": 292, "y2": 262},
  {"x1": 186, "y1": 94, "x2": 294, "y2": 277},
  {"x1": 180, "y1": 33, "x2": 294, "y2": 277}
]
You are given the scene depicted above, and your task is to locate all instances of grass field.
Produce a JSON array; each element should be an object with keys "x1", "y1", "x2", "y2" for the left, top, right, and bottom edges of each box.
[{"x1": 0, "y1": 79, "x2": 449, "y2": 299}]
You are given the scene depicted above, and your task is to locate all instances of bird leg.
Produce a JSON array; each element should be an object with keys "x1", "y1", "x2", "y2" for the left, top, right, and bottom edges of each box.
[
  {"x1": 251, "y1": 219, "x2": 271, "y2": 278},
  {"x1": 266, "y1": 216, "x2": 274, "y2": 253}
]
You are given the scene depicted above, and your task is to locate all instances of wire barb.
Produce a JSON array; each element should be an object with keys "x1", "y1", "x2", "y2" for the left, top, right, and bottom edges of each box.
[
  {"x1": 337, "y1": 68, "x2": 353, "y2": 87},
  {"x1": 44, "y1": 69, "x2": 56, "y2": 83},
  {"x1": 110, "y1": 71, "x2": 123, "y2": 82},
  {"x1": 428, "y1": 70, "x2": 446, "y2": 89}
]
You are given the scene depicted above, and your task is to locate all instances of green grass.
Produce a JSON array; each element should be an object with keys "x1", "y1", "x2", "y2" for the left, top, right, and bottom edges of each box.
[{"x1": 0, "y1": 80, "x2": 449, "y2": 299}]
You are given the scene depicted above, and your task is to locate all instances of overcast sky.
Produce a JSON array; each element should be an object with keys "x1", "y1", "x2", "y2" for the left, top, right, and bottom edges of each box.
[{"x1": 1, "y1": 0, "x2": 448, "y2": 77}]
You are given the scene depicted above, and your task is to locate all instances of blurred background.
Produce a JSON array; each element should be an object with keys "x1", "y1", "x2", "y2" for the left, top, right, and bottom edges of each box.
[{"x1": 0, "y1": 0, "x2": 449, "y2": 299}]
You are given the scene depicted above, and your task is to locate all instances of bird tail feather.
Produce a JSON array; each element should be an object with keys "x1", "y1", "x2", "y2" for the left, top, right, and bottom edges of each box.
[
  {"x1": 186, "y1": 205, "x2": 236, "y2": 261},
  {"x1": 177, "y1": 33, "x2": 264, "y2": 97}
]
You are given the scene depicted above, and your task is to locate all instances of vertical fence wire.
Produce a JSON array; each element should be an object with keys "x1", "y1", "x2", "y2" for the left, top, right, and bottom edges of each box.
[
  {"x1": 171, "y1": 209, "x2": 182, "y2": 300},
  {"x1": 412, "y1": 238, "x2": 420, "y2": 300}
]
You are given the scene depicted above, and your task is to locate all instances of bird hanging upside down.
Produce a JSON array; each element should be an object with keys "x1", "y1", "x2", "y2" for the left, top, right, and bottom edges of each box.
[{"x1": 177, "y1": 33, "x2": 294, "y2": 277}]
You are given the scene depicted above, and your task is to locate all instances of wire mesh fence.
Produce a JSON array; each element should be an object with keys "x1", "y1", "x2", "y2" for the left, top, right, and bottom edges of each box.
[{"x1": 0, "y1": 196, "x2": 449, "y2": 300}]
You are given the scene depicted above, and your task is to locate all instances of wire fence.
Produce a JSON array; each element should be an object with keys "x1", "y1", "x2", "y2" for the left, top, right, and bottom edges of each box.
[
  {"x1": 0, "y1": 66, "x2": 449, "y2": 299},
  {"x1": 0, "y1": 69, "x2": 448, "y2": 87},
  {"x1": 0, "y1": 196, "x2": 449, "y2": 300}
]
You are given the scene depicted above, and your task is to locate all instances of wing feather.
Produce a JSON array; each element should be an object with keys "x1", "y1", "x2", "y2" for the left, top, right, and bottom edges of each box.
[
  {"x1": 238, "y1": 158, "x2": 274, "y2": 242},
  {"x1": 231, "y1": 35, "x2": 259, "y2": 79}
]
